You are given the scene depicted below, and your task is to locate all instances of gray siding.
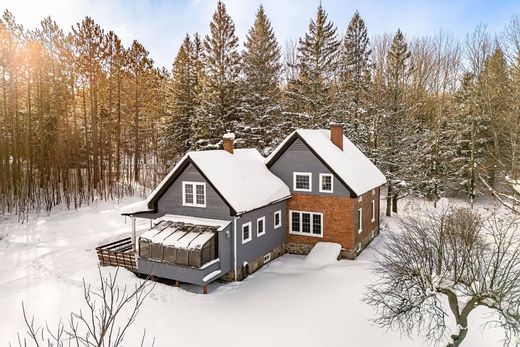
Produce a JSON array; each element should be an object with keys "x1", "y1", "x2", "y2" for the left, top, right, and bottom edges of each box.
[
  {"x1": 269, "y1": 138, "x2": 354, "y2": 197},
  {"x1": 156, "y1": 163, "x2": 232, "y2": 219},
  {"x1": 137, "y1": 224, "x2": 232, "y2": 286},
  {"x1": 235, "y1": 200, "x2": 286, "y2": 267}
]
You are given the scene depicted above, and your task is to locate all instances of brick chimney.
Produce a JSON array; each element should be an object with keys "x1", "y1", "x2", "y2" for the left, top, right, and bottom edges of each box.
[
  {"x1": 223, "y1": 132, "x2": 235, "y2": 154},
  {"x1": 330, "y1": 123, "x2": 343, "y2": 150}
]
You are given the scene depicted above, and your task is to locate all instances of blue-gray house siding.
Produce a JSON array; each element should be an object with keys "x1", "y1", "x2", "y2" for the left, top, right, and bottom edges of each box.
[{"x1": 269, "y1": 138, "x2": 354, "y2": 197}]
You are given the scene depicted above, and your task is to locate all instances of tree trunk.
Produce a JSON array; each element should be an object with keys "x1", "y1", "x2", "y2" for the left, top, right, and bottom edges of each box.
[
  {"x1": 392, "y1": 194, "x2": 398, "y2": 214},
  {"x1": 386, "y1": 185, "x2": 392, "y2": 217}
]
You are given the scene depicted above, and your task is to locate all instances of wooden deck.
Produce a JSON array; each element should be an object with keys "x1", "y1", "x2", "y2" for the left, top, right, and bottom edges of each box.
[{"x1": 96, "y1": 237, "x2": 137, "y2": 271}]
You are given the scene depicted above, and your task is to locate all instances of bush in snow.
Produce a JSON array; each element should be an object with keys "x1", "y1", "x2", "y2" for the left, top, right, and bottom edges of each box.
[
  {"x1": 364, "y1": 205, "x2": 520, "y2": 347},
  {"x1": 14, "y1": 267, "x2": 155, "y2": 347}
]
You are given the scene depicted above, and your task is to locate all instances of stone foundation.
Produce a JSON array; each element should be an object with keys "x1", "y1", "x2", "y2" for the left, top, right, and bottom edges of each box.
[{"x1": 220, "y1": 244, "x2": 286, "y2": 282}]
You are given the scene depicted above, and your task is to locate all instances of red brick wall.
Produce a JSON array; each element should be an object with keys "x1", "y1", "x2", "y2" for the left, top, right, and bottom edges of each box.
[{"x1": 286, "y1": 187, "x2": 380, "y2": 251}]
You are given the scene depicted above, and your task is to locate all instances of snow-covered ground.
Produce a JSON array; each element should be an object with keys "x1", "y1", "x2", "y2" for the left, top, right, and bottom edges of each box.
[{"x1": 0, "y1": 197, "x2": 506, "y2": 346}]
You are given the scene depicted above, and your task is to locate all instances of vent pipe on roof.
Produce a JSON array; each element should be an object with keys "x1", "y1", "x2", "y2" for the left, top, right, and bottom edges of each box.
[
  {"x1": 330, "y1": 123, "x2": 343, "y2": 150},
  {"x1": 223, "y1": 132, "x2": 235, "y2": 154}
]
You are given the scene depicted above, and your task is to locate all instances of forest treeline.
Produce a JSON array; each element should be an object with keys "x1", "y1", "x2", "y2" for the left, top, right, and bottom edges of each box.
[{"x1": 0, "y1": 1, "x2": 519, "y2": 219}]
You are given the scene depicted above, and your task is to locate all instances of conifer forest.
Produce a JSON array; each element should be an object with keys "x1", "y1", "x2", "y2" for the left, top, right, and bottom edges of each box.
[{"x1": 1, "y1": 2, "x2": 519, "y2": 219}]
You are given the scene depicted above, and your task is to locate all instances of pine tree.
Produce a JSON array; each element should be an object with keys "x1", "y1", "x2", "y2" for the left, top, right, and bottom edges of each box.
[
  {"x1": 239, "y1": 5, "x2": 282, "y2": 153},
  {"x1": 382, "y1": 29, "x2": 412, "y2": 215},
  {"x1": 338, "y1": 11, "x2": 372, "y2": 147},
  {"x1": 197, "y1": 1, "x2": 241, "y2": 149},
  {"x1": 451, "y1": 72, "x2": 491, "y2": 208},
  {"x1": 163, "y1": 34, "x2": 201, "y2": 159},
  {"x1": 285, "y1": 4, "x2": 340, "y2": 128}
]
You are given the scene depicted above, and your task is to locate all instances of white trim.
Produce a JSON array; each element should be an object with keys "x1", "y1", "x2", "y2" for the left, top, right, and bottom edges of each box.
[
  {"x1": 182, "y1": 181, "x2": 207, "y2": 208},
  {"x1": 371, "y1": 200, "x2": 376, "y2": 222},
  {"x1": 358, "y1": 196, "x2": 363, "y2": 202},
  {"x1": 242, "y1": 222, "x2": 252, "y2": 244},
  {"x1": 356, "y1": 243, "x2": 361, "y2": 253},
  {"x1": 273, "y1": 210, "x2": 282, "y2": 229},
  {"x1": 293, "y1": 172, "x2": 312, "y2": 192},
  {"x1": 264, "y1": 253, "x2": 271, "y2": 263},
  {"x1": 357, "y1": 208, "x2": 363, "y2": 233},
  {"x1": 257, "y1": 216, "x2": 266, "y2": 237},
  {"x1": 233, "y1": 217, "x2": 238, "y2": 281},
  {"x1": 289, "y1": 210, "x2": 323, "y2": 238},
  {"x1": 371, "y1": 189, "x2": 376, "y2": 195},
  {"x1": 319, "y1": 173, "x2": 334, "y2": 193}
]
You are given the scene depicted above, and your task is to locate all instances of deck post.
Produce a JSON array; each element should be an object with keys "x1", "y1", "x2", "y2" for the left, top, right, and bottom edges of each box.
[
  {"x1": 131, "y1": 217, "x2": 136, "y2": 251},
  {"x1": 202, "y1": 285, "x2": 208, "y2": 294}
]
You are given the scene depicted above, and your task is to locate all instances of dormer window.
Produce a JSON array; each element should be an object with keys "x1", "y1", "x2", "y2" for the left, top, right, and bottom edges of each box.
[
  {"x1": 182, "y1": 182, "x2": 206, "y2": 207},
  {"x1": 319, "y1": 174, "x2": 333, "y2": 193},
  {"x1": 294, "y1": 172, "x2": 312, "y2": 192}
]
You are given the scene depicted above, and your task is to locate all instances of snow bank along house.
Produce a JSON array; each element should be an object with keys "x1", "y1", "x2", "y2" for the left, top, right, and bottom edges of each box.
[{"x1": 96, "y1": 124, "x2": 386, "y2": 293}]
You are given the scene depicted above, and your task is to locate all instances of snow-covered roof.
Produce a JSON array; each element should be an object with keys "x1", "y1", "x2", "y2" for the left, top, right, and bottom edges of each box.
[
  {"x1": 160, "y1": 214, "x2": 230, "y2": 231},
  {"x1": 122, "y1": 149, "x2": 291, "y2": 216},
  {"x1": 266, "y1": 129, "x2": 386, "y2": 196}
]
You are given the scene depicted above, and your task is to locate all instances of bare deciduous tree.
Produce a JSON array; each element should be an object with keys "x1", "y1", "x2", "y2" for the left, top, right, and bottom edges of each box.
[
  {"x1": 364, "y1": 205, "x2": 520, "y2": 346},
  {"x1": 13, "y1": 267, "x2": 155, "y2": 347}
]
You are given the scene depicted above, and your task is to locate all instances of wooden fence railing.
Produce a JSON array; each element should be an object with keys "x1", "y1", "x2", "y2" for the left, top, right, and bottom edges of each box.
[{"x1": 96, "y1": 237, "x2": 137, "y2": 270}]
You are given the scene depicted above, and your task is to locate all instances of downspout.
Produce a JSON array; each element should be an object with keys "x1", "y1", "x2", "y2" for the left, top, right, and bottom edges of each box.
[
  {"x1": 131, "y1": 217, "x2": 136, "y2": 251},
  {"x1": 233, "y1": 216, "x2": 238, "y2": 281}
]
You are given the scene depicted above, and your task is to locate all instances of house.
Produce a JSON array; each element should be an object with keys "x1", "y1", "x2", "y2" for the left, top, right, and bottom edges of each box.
[{"x1": 96, "y1": 124, "x2": 386, "y2": 293}]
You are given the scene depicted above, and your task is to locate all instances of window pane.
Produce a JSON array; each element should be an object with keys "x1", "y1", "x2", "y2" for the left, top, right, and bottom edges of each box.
[
  {"x1": 185, "y1": 184, "x2": 193, "y2": 204},
  {"x1": 302, "y1": 213, "x2": 311, "y2": 233},
  {"x1": 243, "y1": 225, "x2": 250, "y2": 240},
  {"x1": 357, "y1": 209, "x2": 362, "y2": 230},
  {"x1": 321, "y1": 175, "x2": 332, "y2": 191},
  {"x1": 196, "y1": 184, "x2": 205, "y2": 205},
  {"x1": 295, "y1": 174, "x2": 310, "y2": 190},
  {"x1": 371, "y1": 201, "x2": 375, "y2": 220},
  {"x1": 291, "y1": 212, "x2": 300, "y2": 232},
  {"x1": 275, "y1": 212, "x2": 280, "y2": 226},
  {"x1": 258, "y1": 219, "x2": 264, "y2": 234},
  {"x1": 312, "y1": 214, "x2": 322, "y2": 235}
]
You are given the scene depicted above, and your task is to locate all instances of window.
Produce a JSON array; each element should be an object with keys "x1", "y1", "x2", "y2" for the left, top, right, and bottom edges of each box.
[
  {"x1": 183, "y1": 182, "x2": 206, "y2": 207},
  {"x1": 319, "y1": 174, "x2": 333, "y2": 193},
  {"x1": 293, "y1": 172, "x2": 312, "y2": 192},
  {"x1": 371, "y1": 189, "x2": 376, "y2": 196},
  {"x1": 289, "y1": 210, "x2": 323, "y2": 237},
  {"x1": 274, "y1": 210, "x2": 282, "y2": 229},
  {"x1": 242, "y1": 222, "x2": 252, "y2": 244},
  {"x1": 264, "y1": 253, "x2": 271, "y2": 263},
  {"x1": 371, "y1": 200, "x2": 376, "y2": 222},
  {"x1": 357, "y1": 208, "x2": 363, "y2": 233},
  {"x1": 257, "y1": 217, "x2": 266, "y2": 237}
]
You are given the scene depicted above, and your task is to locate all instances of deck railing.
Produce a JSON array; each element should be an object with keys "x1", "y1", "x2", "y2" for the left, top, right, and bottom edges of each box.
[{"x1": 96, "y1": 237, "x2": 137, "y2": 270}]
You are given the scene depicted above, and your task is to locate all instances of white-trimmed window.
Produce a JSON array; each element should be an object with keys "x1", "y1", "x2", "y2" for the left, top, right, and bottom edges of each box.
[
  {"x1": 319, "y1": 173, "x2": 333, "y2": 193},
  {"x1": 293, "y1": 172, "x2": 312, "y2": 192},
  {"x1": 274, "y1": 210, "x2": 282, "y2": 229},
  {"x1": 182, "y1": 182, "x2": 206, "y2": 207},
  {"x1": 257, "y1": 217, "x2": 266, "y2": 237},
  {"x1": 289, "y1": 210, "x2": 323, "y2": 237},
  {"x1": 242, "y1": 222, "x2": 252, "y2": 244},
  {"x1": 371, "y1": 200, "x2": 376, "y2": 222},
  {"x1": 357, "y1": 208, "x2": 363, "y2": 233}
]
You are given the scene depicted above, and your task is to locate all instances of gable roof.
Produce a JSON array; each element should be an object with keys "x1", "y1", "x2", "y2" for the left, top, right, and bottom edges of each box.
[
  {"x1": 266, "y1": 129, "x2": 386, "y2": 196},
  {"x1": 122, "y1": 148, "x2": 291, "y2": 216}
]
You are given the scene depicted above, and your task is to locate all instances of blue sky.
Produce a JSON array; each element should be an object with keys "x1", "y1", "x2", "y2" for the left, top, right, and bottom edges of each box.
[{"x1": 4, "y1": 0, "x2": 519, "y2": 68}]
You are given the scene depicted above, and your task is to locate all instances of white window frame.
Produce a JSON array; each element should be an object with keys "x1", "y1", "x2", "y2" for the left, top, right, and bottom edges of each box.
[
  {"x1": 293, "y1": 172, "x2": 312, "y2": 192},
  {"x1": 357, "y1": 208, "x2": 363, "y2": 234},
  {"x1": 242, "y1": 222, "x2": 252, "y2": 244},
  {"x1": 371, "y1": 200, "x2": 376, "y2": 222},
  {"x1": 182, "y1": 181, "x2": 206, "y2": 208},
  {"x1": 257, "y1": 216, "x2": 266, "y2": 237},
  {"x1": 356, "y1": 243, "x2": 362, "y2": 253},
  {"x1": 273, "y1": 210, "x2": 282, "y2": 229},
  {"x1": 289, "y1": 210, "x2": 323, "y2": 238},
  {"x1": 319, "y1": 173, "x2": 334, "y2": 193}
]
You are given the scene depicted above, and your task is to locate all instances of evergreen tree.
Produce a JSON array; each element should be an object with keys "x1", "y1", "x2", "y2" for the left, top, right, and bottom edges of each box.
[
  {"x1": 338, "y1": 11, "x2": 372, "y2": 147},
  {"x1": 285, "y1": 4, "x2": 340, "y2": 128},
  {"x1": 381, "y1": 29, "x2": 412, "y2": 215},
  {"x1": 197, "y1": 1, "x2": 241, "y2": 149},
  {"x1": 451, "y1": 72, "x2": 491, "y2": 208},
  {"x1": 239, "y1": 5, "x2": 282, "y2": 153}
]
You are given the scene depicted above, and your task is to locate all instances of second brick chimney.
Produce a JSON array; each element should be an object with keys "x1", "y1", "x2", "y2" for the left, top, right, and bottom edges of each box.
[
  {"x1": 223, "y1": 132, "x2": 235, "y2": 154},
  {"x1": 330, "y1": 123, "x2": 344, "y2": 150}
]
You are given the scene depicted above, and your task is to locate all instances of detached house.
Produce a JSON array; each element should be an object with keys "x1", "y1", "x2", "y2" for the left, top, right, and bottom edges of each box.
[{"x1": 96, "y1": 124, "x2": 386, "y2": 293}]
